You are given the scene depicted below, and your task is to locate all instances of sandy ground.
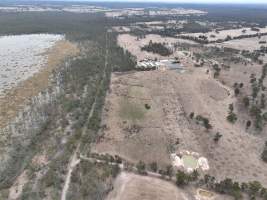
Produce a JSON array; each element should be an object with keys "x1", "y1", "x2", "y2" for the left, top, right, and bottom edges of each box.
[
  {"x1": 106, "y1": 172, "x2": 192, "y2": 200},
  {"x1": 0, "y1": 38, "x2": 79, "y2": 129},
  {"x1": 117, "y1": 34, "x2": 196, "y2": 61},
  {"x1": 180, "y1": 27, "x2": 267, "y2": 42},
  {"x1": 8, "y1": 170, "x2": 28, "y2": 200}
]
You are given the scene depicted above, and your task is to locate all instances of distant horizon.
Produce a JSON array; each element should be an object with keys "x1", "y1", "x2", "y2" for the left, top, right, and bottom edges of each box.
[{"x1": 4, "y1": 0, "x2": 267, "y2": 5}]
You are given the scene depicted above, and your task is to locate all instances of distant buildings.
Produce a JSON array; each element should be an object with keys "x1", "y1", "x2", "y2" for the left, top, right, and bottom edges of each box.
[
  {"x1": 136, "y1": 59, "x2": 161, "y2": 71},
  {"x1": 136, "y1": 59, "x2": 184, "y2": 71}
]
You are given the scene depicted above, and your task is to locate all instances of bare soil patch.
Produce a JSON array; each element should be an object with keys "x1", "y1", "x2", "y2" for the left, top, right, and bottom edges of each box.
[
  {"x1": 106, "y1": 172, "x2": 192, "y2": 200},
  {"x1": 8, "y1": 170, "x2": 28, "y2": 200}
]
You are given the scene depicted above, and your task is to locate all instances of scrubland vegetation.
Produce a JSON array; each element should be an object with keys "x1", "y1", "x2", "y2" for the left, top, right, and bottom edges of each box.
[{"x1": 141, "y1": 40, "x2": 172, "y2": 56}]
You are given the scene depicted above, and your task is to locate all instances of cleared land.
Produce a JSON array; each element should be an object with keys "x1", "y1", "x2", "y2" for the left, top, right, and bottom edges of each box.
[
  {"x1": 106, "y1": 172, "x2": 230, "y2": 200},
  {"x1": 211, "y1": 35, "x2": 267, "y2": 51},
  {"x1": 95, "y1": 33, "x2": 267, "y2": 187},
  {"x1": 117, "y1": 34, "x2": 196, "y2": 61},
  {"x1": 106, "y1": 172, "x2": 192, "y2": 200},
  {"x1": 180, "y1": 27, "x2": 267, "y2": 42}
]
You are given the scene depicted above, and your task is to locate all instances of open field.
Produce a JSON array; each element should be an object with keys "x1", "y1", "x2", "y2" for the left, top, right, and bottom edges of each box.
[
  {"x1": 94, "y1": 34, "x2": 267, "y2": 186},
  {"x1": 106, "y1": 172, "x2": 231, "y2": 200},
  {"x1": 106, "y1": 172, "x2": 192, "y2": 200},
  {"x1": 210, "y1": 35, "x2": 267, "y2": 51},
  {"x1": 118, "y1": 34, "x2": 196, "y2": 61},
  {"x1": 180, "y1": 27, "x2": 267, "y2": 42}
]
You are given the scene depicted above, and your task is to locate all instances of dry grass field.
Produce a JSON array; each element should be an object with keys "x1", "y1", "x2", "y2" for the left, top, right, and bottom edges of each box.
[
  {"x1": 106, "y1": 172, "x2": 230, "y2": 200},
  {"x1": 212, "y1": 35, "x2": 267, "y2": 51},
  {"x1": 93, "y1": 67, "x2": 267, "y2": 186},
  {"x1": 94, "y1": 32, "x2": 267, "y2": 187},
  {"x1": 106, "y1": 172, "x2": 193, "y2": 200},
  {"x1": 117, "y1": 34, "x2": 196, "y2": 61},
  {"x1": 180, "y1": 27, "x2": 267, "y2": 42}
]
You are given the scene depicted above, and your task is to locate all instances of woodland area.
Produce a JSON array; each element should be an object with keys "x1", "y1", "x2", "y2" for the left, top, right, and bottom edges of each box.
[{"x1": 0, "y1": 11, "x2": 135, "y2": 199}]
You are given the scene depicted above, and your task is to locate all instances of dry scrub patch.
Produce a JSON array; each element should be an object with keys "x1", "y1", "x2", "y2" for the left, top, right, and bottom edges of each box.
[{"x1": 0, "y1": 39, "x2": 79, "y2": 129}]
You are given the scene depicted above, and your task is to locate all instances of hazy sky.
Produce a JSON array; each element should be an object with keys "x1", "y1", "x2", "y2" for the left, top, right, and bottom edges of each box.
[
  {"x1": 59, "y1": 0, "x2": 267, "y2": 4},
  {"x1": 9, "y1": 0, "x2": 267, "y2": 4}
]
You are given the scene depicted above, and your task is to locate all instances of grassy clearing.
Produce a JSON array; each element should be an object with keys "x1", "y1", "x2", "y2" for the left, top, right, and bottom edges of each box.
[{"x1": 119, "y1": 98, "x2": 146, "y2": 121}]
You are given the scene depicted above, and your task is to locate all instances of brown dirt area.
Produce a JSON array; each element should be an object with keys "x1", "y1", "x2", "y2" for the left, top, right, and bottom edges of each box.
[
  {"x1": 106, "y1": 172, "x2": 192, "y2": 200},
  {"x1": 106, "y1": 172, "x2": 230, "y2": 200},
  {"x1": 0, "y1": 39, "x2": 79, "y2": 129},
  {"x1": 8, "y1": 170, "x2": 28, "y2": 200}
]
